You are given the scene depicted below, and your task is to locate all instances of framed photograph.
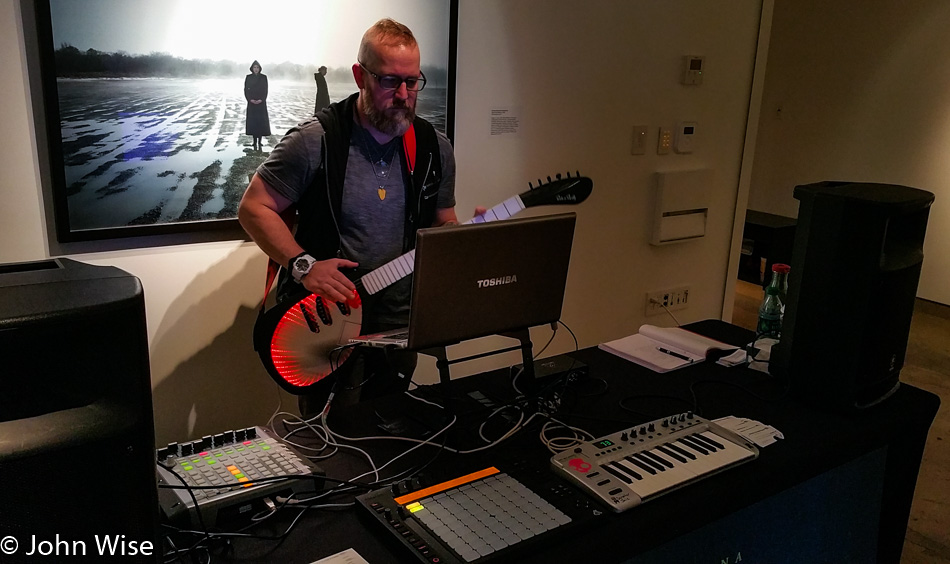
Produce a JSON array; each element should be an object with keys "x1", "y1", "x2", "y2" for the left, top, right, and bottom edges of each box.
[{"x1": 27, "y1": 0, "x2": 458, "y2": 243}]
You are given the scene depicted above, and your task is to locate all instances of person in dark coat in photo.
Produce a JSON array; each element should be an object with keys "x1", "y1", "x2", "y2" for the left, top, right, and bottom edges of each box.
[
  {"x1": 313, "y1": 65, "x2": 330, "y2": 116},
  {"x1": 245, "y1": 60, "x2": 271, "y2": 150}
]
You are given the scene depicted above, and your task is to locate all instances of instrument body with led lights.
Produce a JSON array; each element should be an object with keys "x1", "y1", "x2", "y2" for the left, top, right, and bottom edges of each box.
[{"x1": 253, "y1": 173, "x2": 593, "y2": 394}]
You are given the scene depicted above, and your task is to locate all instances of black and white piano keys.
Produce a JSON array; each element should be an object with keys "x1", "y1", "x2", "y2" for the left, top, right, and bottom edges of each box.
[{"x1": 551, "y1": 414, "x2": 759, "y2": 512}]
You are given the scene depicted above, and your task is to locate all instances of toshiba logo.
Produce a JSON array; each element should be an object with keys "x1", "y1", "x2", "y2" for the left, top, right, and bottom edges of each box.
[{"x1": 477, "y1": 275, "x2": 518, "y2": 288}]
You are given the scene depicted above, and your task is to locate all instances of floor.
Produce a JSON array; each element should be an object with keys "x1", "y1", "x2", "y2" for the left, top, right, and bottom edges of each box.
[{"x1": 732, "y1": 280, "x2": 950, "y2": 563}]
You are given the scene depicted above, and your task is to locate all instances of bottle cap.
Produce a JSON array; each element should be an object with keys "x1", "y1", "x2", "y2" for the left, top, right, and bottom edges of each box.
[{"x1": 772, "y1": 263, "x2": 791, "y2": 274}]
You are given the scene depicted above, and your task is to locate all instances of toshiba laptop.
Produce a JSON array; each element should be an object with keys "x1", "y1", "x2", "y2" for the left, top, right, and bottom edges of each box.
[{"x1": 348, "y1": 212, "x2": 576, "y2": 350}]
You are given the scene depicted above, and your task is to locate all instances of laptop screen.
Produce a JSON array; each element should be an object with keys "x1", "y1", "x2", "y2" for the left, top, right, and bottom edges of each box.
[{"x1": 407, "y1": 212, "x2": 576, "y2": 350}]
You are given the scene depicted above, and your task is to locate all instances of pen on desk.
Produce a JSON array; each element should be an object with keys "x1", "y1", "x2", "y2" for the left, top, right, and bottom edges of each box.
[{"x1": 657, "y1": 347, "x2": 693, "y2": 362}]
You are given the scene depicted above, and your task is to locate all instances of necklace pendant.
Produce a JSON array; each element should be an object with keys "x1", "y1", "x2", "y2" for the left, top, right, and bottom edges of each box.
[{"x1": 378, "y1": 187, "x2": 386, "y2": 201}]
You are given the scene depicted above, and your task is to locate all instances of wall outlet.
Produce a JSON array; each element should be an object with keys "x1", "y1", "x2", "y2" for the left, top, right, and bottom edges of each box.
[{"x1": 645, "y1": 285, "x2": 691, "y2": 316}]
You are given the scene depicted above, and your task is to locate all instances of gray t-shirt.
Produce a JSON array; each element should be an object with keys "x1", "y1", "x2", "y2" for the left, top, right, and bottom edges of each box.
[{"x1": 257, "y1": 116, "x2": 456, "y2": 325}]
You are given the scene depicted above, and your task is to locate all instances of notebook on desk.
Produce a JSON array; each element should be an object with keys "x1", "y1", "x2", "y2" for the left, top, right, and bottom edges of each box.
[
  {"x1": 349, "y1": 213, "x2": 577, "y2": 350},
  {"x1": 599, "y1": 324, "x2": 737, "y2": 373}
]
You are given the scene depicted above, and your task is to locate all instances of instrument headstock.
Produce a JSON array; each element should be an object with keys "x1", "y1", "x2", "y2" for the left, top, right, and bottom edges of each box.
[{"x1": 520, "y1": 172, "x2": 593, "y2": 209}]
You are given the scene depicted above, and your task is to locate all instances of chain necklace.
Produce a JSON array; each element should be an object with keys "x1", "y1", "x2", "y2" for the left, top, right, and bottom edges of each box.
[{"x1": 358, "y1": 127, "x2": 399, "y2": 201}]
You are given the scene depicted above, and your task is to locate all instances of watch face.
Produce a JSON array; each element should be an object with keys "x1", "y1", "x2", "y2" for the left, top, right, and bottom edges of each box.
[{"x1": 292, "y1": 256, "x2": 314, "y2": 281}]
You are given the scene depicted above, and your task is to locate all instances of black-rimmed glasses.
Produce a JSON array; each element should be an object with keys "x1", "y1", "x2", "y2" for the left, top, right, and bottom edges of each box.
[{"x1": 359, "y1": 62, "x2": 427, "y2": 92}]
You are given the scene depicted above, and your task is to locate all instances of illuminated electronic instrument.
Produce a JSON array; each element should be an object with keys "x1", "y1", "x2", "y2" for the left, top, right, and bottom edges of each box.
[
  {"x1": 357, "y1": 464, "x2": 602, "y2": 564},
  {"x1": 253, "y1": 174, "x2": 593, "y2": 394},
  {"x1": 156, "y1": 426, "x2": 324, "y2": 527}
]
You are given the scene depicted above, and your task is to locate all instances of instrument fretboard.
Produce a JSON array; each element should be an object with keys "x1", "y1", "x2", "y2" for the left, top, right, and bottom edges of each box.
[{"x1": 359, "y1": 195, "x2": 526, "y2": 295}]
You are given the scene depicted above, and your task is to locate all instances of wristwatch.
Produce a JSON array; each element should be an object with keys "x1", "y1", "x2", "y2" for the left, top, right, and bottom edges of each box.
[{"x1": 289, "y1": 253, "x2": 317, "y2": 283}]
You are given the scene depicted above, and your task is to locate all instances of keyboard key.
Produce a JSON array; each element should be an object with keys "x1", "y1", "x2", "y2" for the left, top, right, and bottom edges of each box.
[{"x1": 409, "y1": 472, "x2": 569, "y2": 562}]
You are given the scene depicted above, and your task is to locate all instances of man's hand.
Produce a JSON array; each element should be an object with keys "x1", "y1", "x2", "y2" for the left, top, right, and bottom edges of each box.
[
  {"x1": 302, "y1": 258, "x2": 360, "y2": 304},
  {"x1": 443, "y1": 207, "x2": 487, "y2": 226}
]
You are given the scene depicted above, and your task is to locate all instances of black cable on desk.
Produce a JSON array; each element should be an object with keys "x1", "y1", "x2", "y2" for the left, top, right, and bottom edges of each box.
[
  {"x1": 618, "y1": 393, "x2": 697, "y2": 420},
  {"x1": 686, "y1": 370, "x2": 793, "y2": 412},
  {"x1": 162, "y1": 481, "x2": 372, "y2": 564}
]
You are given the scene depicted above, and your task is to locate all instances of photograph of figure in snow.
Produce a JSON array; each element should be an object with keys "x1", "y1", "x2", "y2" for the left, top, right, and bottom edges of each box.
[{"x1": 39, "y1": 0, "x2": 453, "y2": 238}]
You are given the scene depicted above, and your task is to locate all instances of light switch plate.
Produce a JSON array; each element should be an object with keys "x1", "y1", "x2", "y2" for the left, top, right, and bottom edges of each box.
[{"x1": 631, "y1": 125, "x2": 648, "y2": 155}]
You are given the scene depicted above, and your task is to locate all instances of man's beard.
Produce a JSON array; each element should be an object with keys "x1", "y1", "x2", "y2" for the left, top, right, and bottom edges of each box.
[{"x1": 360, "y1": 94, "x2": 415, "y2": 137}]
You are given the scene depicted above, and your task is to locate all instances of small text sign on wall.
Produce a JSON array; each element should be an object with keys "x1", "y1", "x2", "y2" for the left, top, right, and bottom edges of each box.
[{"x1": 490, "y1": 107, "x2": 522, "y2": 137}]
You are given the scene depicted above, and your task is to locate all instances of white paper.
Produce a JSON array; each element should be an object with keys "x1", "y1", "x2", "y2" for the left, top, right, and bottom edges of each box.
[
  {"x1": 716, "y1": 348, "x2": 750, "y2": 367},
  {"x1": 748, "y1": 337, "x2": 778, "y2": 374},
  {"x1": 714, "y1": 416, "x2": 784, "y2": 448},
  {"x1": 599, "y1": 325, "x2": 737, "y2": 373},
  {"x1": 311, "y1": 548, "x2": 370, "y2": 564},
  {"x1": 599, "y1": 333, "x2": 701, "y2": 372},
  {"x1": 638, "y1": 324, "x2": 735, "y2": 358}
]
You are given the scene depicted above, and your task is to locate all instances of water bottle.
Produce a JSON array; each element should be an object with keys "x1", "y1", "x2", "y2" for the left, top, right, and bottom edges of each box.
[
  {"x1": 771, "y1": 263, "x2": 790, "y2": 314},
  {"x1": 757, "y1": 285, "x2": 783, "y2": 339}
]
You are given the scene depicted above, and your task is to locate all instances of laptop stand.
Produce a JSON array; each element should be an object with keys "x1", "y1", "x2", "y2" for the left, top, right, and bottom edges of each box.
[{"x1": 420, "y1": 327, "x2": 536, "y2": 409}]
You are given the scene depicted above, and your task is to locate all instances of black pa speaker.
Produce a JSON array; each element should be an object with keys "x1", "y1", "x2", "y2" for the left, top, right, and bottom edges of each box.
[
  {"x1": 0, "y1": 259, "x2": 159, "y2": 563},
  {"x1": 770, "y1": 182, "x2": 934, "y2": 412}
]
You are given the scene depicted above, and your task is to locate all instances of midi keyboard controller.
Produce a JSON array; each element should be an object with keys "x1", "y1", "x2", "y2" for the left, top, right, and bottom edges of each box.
[
  {"x1": 551, "y1": 412, "x2": 758, "y2": 512},
  {"x1": 359, "y1": 412, "x2": 758, "y2": 563}
]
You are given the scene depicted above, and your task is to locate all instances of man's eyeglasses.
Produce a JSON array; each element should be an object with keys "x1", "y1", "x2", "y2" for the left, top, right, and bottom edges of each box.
[{"x1": 359, "y1": 62, "x2": 427, "y2": 92}]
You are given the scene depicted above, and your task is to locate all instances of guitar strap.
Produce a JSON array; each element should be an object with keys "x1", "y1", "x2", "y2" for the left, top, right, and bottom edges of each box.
[
  {"x1": 402, "y1": 123, "x2": 416, "y2": 174},
  {"x1": 258, "y1": 207, "x2": 301, "y2": 314}
]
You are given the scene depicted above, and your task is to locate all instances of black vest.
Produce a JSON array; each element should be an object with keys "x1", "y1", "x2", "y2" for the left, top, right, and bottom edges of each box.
[{"x1": 294, "y1": 93, "x2": 444, "y2": 262}]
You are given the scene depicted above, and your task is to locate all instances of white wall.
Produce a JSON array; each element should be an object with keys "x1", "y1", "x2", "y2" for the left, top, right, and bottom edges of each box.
[
  {"x1": 451, "y1": 0, "x2": 764, "y2": 360},
  {"x1": 750, "y1": 0, "x2": 950, "y2": 306},
  {"x1": 1, "y1": 0, "x2": 46, "y2": 261},
  {"x1": 2, "y1": 0, "x2": 766, "y2": 444}
]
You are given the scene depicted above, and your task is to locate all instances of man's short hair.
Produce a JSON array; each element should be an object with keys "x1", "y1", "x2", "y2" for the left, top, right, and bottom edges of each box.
[{"x1": 358, "y1": 18, "x2": 418, "y2": 68}]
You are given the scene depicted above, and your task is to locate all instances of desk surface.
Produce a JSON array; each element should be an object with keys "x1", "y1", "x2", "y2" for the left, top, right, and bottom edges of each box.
[{"x1": 214, "y1": 320, "x2": 939, "y2": 564}]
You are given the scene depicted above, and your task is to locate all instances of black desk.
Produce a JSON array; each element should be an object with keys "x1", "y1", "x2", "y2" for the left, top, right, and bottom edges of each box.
[{"x1": 221, "y1": 320, "x2": 939, "y2": 564}]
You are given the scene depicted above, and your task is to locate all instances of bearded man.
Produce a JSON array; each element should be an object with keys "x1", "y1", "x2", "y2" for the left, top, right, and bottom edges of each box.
[{"x1": 239, "y1": 18, "x2": 459, "y2": 414}]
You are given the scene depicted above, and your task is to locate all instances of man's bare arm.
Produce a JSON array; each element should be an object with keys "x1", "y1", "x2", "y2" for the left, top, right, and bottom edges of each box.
[
  {"x1": 238, "y1": 173, "x2": 303, "y2": 266},
  {"x1": 238, "y1": 174, "x2": 357, "y2": 302}
]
